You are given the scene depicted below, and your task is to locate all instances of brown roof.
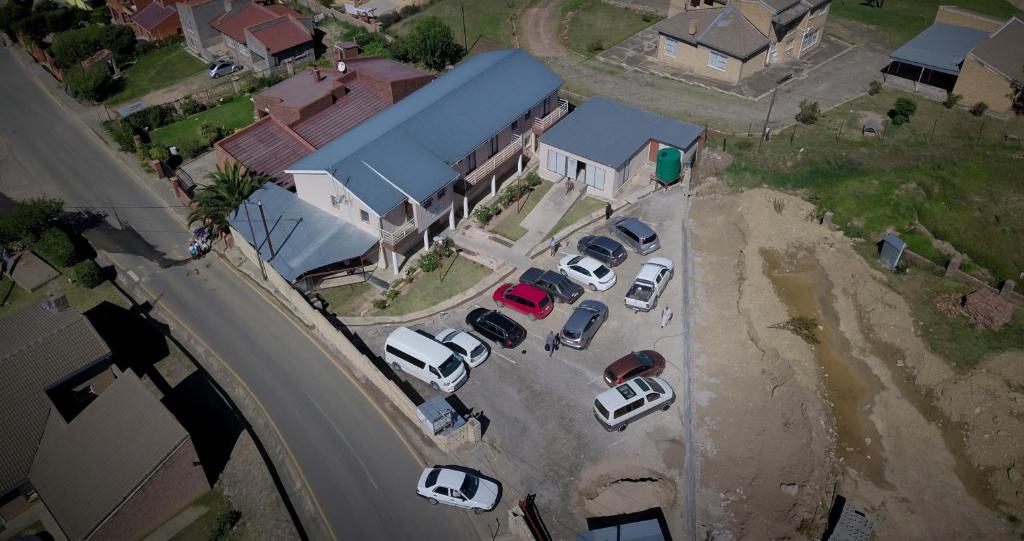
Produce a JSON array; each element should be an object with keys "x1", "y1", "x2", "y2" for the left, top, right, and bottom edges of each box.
[
  {"x1": 968, "y1": 17, "x2": 1024, "y2": 81},
  {"x1": 209, "y1": 3, "x2": 306, "y2": 45},
  {"x1": 343, "y1": 56, "x2": 432, "y2": 82},
  {"x1": 29, "y1": 372, "x2": 190, "y2": 541},
  {"x1": 217, "y1": 116, "x2": 314, "y2": 188},
  {"x1": 131, "y1": 1, "x2": 177, "y2": 31},
  {"x1": 248, "y1": 15, "x2": 312, "y2": 54},
  {"x1": 0, "y1": 305, "x2": 111, "y2": 495},
  {"x1": 292, "y1": 81, "x2": 390, "y2": 147},
  {"x1": 657, "y1": 6, "x2": 768, "y2": 59},
  {"x1": 258, "y1": 67, "x2": 347, "y2": 109}
]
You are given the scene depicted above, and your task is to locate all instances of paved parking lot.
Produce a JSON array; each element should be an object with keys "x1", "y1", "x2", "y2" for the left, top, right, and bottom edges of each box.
[{"x1": 353, "y1": 191, "x2": 691, "y2": 538}]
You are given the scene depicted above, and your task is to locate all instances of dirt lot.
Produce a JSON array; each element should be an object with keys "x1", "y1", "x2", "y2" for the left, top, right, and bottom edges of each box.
[{"x1": 688, "y1": 183, "x2": 1024, "y2": 539}]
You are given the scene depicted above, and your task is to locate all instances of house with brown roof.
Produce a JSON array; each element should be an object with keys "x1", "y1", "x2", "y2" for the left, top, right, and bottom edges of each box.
[
  {"x1": 177, "y1": 0, "x2": 249, "y2": 61},
  {"x1": 653, "y1": 0, "x2": 831, "y2": 84},
  {"x1": 107, "y1": 0, "x2": 180, "y2": 42},
  {"x1": 953, "y1": 15, "x2": 1023, "y2": 113},
  {"x1": 208, "y1": 3, "x2": 313, "y2": 73},
  {"x1": 214, "y1": 56, "x2": 434, "y2": 188}
]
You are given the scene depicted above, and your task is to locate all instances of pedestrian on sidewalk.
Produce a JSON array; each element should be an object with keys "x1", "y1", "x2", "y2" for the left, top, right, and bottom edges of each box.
[
  {"x1": 565, "y1": 178, "x2": 573, "y2": 195},
  {"x1": 549, "y1": 237, "x2": 558, "y2": 257},
  {"x1": 660, "y1": 306, "x2": 673, "y2": 328},
  {"x1": 545, "y1": 331, "x2": 557, "y2": 357},
  {"x1": 604, "y1": 202, "x2": 613, "y2": 220}
]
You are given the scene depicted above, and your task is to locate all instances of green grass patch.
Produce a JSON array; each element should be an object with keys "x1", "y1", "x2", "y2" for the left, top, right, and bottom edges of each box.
[
  {"x1": 168, "y1": 489, "x2": 240, "y2": 541},
  {"x1": 390, "y1": 0, "x2": 531, "y2": 52},
  {"x1": 0, "y1": 274, "x2": 130, "y2": 319},
  {"x1": 488, "y1": 181, "x2": 554, "y2": 241},
  {"x1": 149, "y1": 96, "x2": 254, "y2": 150},
  {"x1": 899, "y1": 230, "x2": 946, "y2": 266},
  {"x1": 382, "y1": 256, "x2": 491, "y2": 315},
  {"x1": 830, "y1": 0, "x2": 1022, "y2": 48},
  {"x1": 546, "y1": 196, "x2": 606, "y2": 241},
  {"x1": 105, "y1": 46, "x2": 205, "y2": 105},
  {"x1": 564, "y1": 1, "x2": 659, "y2": 56},
  {"x1": 319, "y1": 281, "x2": 376, "y2": 316}
]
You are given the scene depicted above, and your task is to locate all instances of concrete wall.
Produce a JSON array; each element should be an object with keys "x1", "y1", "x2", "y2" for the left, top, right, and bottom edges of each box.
[
  {"x1": 935, "y1": 5, "x2": 1004, "y2": 32},
  {"x1": 953, "y1": 55, "x2": 1014, "y2": 113},
  {"x1": 656, "y1": 35, "x2": 754, "y2": 84},
  {"x1": 292, "y1": 172, "x2": 383, "y2": 238}
]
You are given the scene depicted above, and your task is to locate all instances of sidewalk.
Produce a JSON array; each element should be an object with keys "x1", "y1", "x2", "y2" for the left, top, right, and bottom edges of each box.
[{"x1": 512, "y1": 180, "x2": 583, "y2": 253}]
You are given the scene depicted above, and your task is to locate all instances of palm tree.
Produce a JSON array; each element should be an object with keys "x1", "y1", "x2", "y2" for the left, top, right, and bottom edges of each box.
[{"x1": 189, "y1": 162, "x2": 272, "y2": 233}]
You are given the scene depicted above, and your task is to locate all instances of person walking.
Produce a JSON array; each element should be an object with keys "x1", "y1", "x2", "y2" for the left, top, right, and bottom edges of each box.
[
  {"x1": 549, "y1": 237, "x2": 558, "y2": 257},
  {"x1": 604, "y1": 202, "x2": 613, "y2": 220},
  {"x1": 565, "y1": 178, "x2": 574, "y2": 195},
  {"x1": 545, "y1": 331, "x2": 557, "y2": 357},
  {"x1": 660, "y1": 306, "x2": 673, "y2": 328}
]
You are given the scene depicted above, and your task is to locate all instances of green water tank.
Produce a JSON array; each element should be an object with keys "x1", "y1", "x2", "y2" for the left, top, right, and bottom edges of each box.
[{"x1": 655, "y1": 147, "x2": 681, "y2": 183}]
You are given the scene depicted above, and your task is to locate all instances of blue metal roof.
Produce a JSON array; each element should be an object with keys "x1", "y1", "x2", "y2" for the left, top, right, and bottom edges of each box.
[
  {"x1": 540, "y1": 97, "x2": 704, "y2": 169},
  {"x1": 287, "y1": 49, "x2": 563, "y2": 214},
  {"x1": 229, "y1": 183, "x2": 378, "y2": 282},
  {"x1": 890, "y1": 23, "x2": 991, "y2": 75}
]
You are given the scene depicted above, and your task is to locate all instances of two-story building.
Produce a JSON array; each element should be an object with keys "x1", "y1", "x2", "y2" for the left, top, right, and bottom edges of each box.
[
  {"x1": 653, "y1": 0, "x2": 831, "y2": 84},
  {"x1": 177, "y1": 0, "x2": 248, "y2": 60},
  {"x1": 208, "y1": 3, "x2": 314, "y2": 73},
  {"x1": 107, "y1": 0, "x2": 181, "y2": 41}
]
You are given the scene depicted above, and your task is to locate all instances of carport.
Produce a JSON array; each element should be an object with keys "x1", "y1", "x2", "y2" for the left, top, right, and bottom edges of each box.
[{"x1": 886, "y1": 23, "x2": 991, "y2": 90}]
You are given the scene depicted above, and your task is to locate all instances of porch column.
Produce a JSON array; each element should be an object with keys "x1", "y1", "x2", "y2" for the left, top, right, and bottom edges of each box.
[
  {"x1": 517, "y1": 154, "x2": 523, "y2": 176},
  {"x1": 423, "y1": 230, "x2": 430, "y2": 251},
  {"x1": 378, "y1": 242, "x2": 387, "y2": 270},
  {"x1": 915, "y1": 65, "x2": 924, "y2": 90},
  {"x1": 491, "y1": 175, "x2": 497, "y2": 197},
  {"x1": 462, "y1": 196, "x2": 469, "y2": 221},
  {"x1": 391, "y1": 250, "x2": 399, "y2": 276},
  {"x1": 448, "y1": 206, "x2": 455, "y2": 230}
]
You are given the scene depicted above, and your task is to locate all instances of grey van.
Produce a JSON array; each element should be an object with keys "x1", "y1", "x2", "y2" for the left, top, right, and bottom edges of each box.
[{"x1": 610, "y1": 217, "x2": 660, "y2": 255}]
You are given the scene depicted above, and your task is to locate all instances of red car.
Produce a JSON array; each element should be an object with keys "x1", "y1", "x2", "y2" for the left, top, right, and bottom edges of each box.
[{"x1": 492, "y1": 283, "x2": 553, "y2": 320}]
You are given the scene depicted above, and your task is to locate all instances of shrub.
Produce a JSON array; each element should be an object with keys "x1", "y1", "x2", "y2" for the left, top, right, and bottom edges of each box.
[
  {"x1": 377, "y1": 11, "x2": 401, "y2": 27},
  {"x1": 642, "y1": 12, "x2": 657, "y2": 23},
  {"x1": 179, "y1": 139, "x2": 206, "y2": 159},
  {"x1": 125, "y1": 103, "x2": 177, "y2": 132},
  {"x1": 0, "y1": 198, "x2": 64, "y2": 247},
  {"x1": 35, "y1": 227, "x2": 76, "y2": 267},
  {"x1": 942, "y1": 92, "x2": 962, "y2": 109},
  {"x1": 149, "y1": 146, "x2": 170, "y2": 161},
  {"x1": 209, "y1": 509, "x2": 241, "y2": 541},
  {"x1": 437, "y1": 237, "x2": 454, "y2": 258},
  {"x1": 404, "y1": 16, "x2": 463, "y2": 70},
  {"x1": 496, "y1": 189, "x2": 514, "y2": 208},
  {"x1": 385, "y1": 287, "x2": 400, "y2": 301},
  {"x1": 180, "y1": 96, "x2": 205, "y2": 116},
  {"x1": 73, "y1": 259, "x2": 103, "y2": 288},
  {"x1": 524, "y1": 172, "x2": 542, "y2": 187},
  {"x1": 200, "y1": 123, "x2": 223, "y2": 144},
  {"x1": 970, "y1": 102, "x2": 988, "y2": 117},
  {"x1": 587, "y1": 39, "x2": 603, "y2": 52},
  {"x1": 50, "y1": 24, "x2": 135, "y2": 67},
  {"x1": 372, "y1": 298, "x2": 388, "y2": 310},
  {"x1": 398, "y1": 4, "x2": 420, "y2": 17},
  {"x1": 891, "y1": 114, "x2": 909, "y2": 126},
  {"x1": 404, "y1": 265, "x2": 417, "y2": 283},
  {"x1": 317, "y1": 0, "x2": 332, "y2": 6},
  {"x1": 868, "y1": 80, "x2": 882, "y2": 95},
  {"x1": 795, "y1": 99, "x2": 820, "y2": 125},
  {"x1": 892, "y1": 97, "x2": 917, "y2": 117},
  {"x1": 418, "y1": 251, "x2": 440, "y2": 272},
  {"x1": 64, "y1": 64, "x2": 113, "y2": 102},
  {"x1": 473, "y1": 205, "x2": 494, "y2": 225}
]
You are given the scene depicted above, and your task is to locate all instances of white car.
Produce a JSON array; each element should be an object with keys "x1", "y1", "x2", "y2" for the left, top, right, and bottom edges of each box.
[
  {"x1": 416, "y1": 467, "x2": 500, "y2": 514},
  {"x1": 558, "y1": 255, "x2": 616, "y2": 291},
  {"x1": 434, "y1": 328, "x2": 489, "y2": 368}
]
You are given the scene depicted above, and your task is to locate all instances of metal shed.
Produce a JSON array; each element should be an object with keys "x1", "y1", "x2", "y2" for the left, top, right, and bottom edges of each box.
[
  {"x1": 879, "y1": 233, "x2": 907, "y2": 270},
  {"x1": 416, "y1": 396, "x2": 466, "y2": 435}
]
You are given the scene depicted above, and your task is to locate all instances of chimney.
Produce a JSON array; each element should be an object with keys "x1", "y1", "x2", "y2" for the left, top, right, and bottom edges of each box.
[
  {"x1": 312, "y1": 67, "x2": 321, "y2": 81},
  {"x1": 688, "y1": 20, "x2": 697, "y2": 35}
]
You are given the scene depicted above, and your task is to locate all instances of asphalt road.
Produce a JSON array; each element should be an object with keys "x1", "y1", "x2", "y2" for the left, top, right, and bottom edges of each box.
[{"x1": 0, "y1": 48, "x2": 477, "y2": 541}]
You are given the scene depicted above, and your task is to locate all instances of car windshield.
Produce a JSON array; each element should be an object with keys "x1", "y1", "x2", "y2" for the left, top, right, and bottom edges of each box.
[
  {"x1": 539, "y1": 296, "x2": 550, "y2": 308},
  {"x1": 459, "y1": 474, "x2": 479, "y2": 499},
  {"x1": 568, "y1": 256, "x2": 583, "y2": 265},
  {"x1": 642, "y1": 233, "x2": 658, "y2": 244},
  {"x1": 635, "y1": 378, "x2": 651, "y2": 392},
  {"x1": 425, "y1": 468, "x2": 440, "y2": 487},
  {"x1": 438, "y1": 355, "x2": 462, "y2": 377},
  {"x1": 594, "y1": 399, "x2": 610, "y2": 419},
  {"x1": 208, "y1": 63, "x2": 218, "y2": 70},
  {"x1": 635, "y1": 351, "x2": 653, "y2": 367},
  {"x1": 441, "y1": 330, "x2": 459, "y2": 342},
  {"x1": 593, "y1": 265, "x2": 610, "y2": 278},
  {"x1": 647, "y1": 378, "x2": 665, "y2": 394}
]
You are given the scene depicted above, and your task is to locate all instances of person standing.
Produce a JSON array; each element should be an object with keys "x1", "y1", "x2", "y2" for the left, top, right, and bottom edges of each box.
[
  {"x1": 545, "y1": 331, "x2": 557, "y2": 357},
  {"x1": 660, "y1": 306, "x2": 673, "y2": 328},
  {"x1": 549, "y1": 237, "x2": 558, "y2": 257},
  {"x1": 604, "y1": 202, "x2": 613, "y2": 220}
]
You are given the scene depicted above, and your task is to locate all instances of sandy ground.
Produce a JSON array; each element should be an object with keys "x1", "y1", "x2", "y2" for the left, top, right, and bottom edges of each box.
[{"x1": 688, "y1": 176, "x2": 1023, "y2": 539}]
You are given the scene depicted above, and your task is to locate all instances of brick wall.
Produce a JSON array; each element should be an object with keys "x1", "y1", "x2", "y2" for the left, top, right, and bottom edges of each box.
[
  {"x1": 934, "y1": 6, "x2": 1003, "y2": 32},
  {"x1": 952, "y1": 56, "x2": 1014, "y2": 113}
]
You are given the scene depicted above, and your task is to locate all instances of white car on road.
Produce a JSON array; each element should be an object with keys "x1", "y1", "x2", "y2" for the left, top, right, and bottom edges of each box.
[
  {"x1": 416, "y1": 467, "x2": 500, "y2": 514},
  {"x1": 434, "y1": 328, "x2": 489, "y2": 368},
  {"x1": 558, "y1": 255, "x2": 616, "y2": 291}
]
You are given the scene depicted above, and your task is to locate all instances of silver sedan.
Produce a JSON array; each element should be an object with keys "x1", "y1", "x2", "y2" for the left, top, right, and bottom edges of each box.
[{"x1": 559, "y1": 300, "x2": 608, "y2": 350}]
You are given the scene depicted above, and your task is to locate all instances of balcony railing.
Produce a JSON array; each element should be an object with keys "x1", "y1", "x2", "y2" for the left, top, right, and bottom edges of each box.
[
  {"x1": 464, "y1": 134, "x2": 523, "y2": 186},
  {"x1": 533, "y1": 99, "x2": 569, "y2": 134},
  {"x1": 380, "y1": 218, "x2": 416, "y2": 245},
  {"x1": 423, "y1": 201, "x2": 450, "y2": 223}
]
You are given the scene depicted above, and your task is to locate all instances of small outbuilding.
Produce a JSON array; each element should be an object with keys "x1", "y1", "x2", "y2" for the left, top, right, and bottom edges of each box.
[{"x1": 537, "y1": 97, "x2": 704, "y2": 200}]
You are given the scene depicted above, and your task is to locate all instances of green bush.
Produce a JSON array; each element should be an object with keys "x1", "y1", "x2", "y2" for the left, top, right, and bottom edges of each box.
[
  {"x1": 418, "y1": 251, "x2": 440, "y2": 272},
  {"x1": 180, "y1": 96, "x2": 206, "y2": 116},
  {"x1": 35, "y1": 227, "x2": 76, "y2": 267},
  {"x1": 398, "y1": 4, "x2": 420, "y2": 16},
  {"x1": 868, "y1": 80, "x2": 882, "y2": 96},
  {"x1": 436, "y1": 237, "x2": 454, "y2": 258},
  {"x1": 795, "y1": 99, "x2": 820, "y2": 125},
  {"x1": 0, "y1": 198, "x2": 64, "y2": 247},
  {"x1": 889, "y1": 97, "x2": 917, "y2": 124},
  {"x1": 209, "y1": 509, "x2": 241, "y2": 541},
  {"x1": 970, "y1": 102, "x2": 988, "y2": 117},
  {"x1": 385, "y1": 287, "x2": 400, "y2": 300},
  {"x1": 50, "y1": 24, "x2": 135, "y2": 67},
  {"x1": 200, "y1": 123, "x2": 223, "y2": 144},
  {"x1": 103, "y1": 119, "x2": 137, "y2": 152},
  {"x1": 473, "y1": 205, "x2": 494, "y2": 225},
  {"x1": 179, "y1": 139, "x2": 206, "y2": 159},
  {"x1": 524, "y1": 172, "x2": 542, "y2": 187},
  {"x1": 149, "y1": 146, "x2": 170, "y2": 161},
  {"x1": 125, "y1": 103, "x2": 178, "y2": 132},
  {"x1": 641, "y1": 12, "x2": 657, "y2": 23},
  {"x1": 404, "y1": 16, "x2": 463, "y2": 70},
  {"x1": 73, "y1": 259, "x2": 104, "y2": 288},
  {"x1": 587, "y1": 39, "x2": 604, "y2": 53},
  {"x1": 942, "y1": 92, "x2": 962, "y2": 109},
  {"x1": 372, "y1": 297, "x2": 388, "y2": 310},
  {"x1": 65, "y1": 64, "x2": 113, "y2": 102}
]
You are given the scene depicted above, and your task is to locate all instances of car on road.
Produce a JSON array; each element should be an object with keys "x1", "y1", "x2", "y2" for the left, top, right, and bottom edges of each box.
[
  {"x1": 519, "y1": 267, "x2": 583, "y2": 304},
  {"x1": 611, "y1": 217, "x2": 660, "y2": 255},
  {"x1": 416, "y1": 466, "x2": 500, "y2": 514},
  {"x1": 435, "y1": 328, "x2": 489, "y2": 368},
  {"x1": 558, "y1": 255, "x2": 616, "y2": 291},
  {"x1": 624, "y1": 257, "x2": 674, "y2": 312},
  {"x1": 492, "y1": 283, "x2": 553, "y2": 320},
  {"x1": 576, "y1": 235, "x2": 627, "y2": 267},
  {"x1": 593, "y1": 376, "x2": 674, "y2": 432},
  {"x1": 559, "y1": 300, "x2": 608, "y2": 350},
  {"x1": 466, "y1": 308, "x2": 526, "y2": 348},
  {"x1": 208, "y1": 60, "x2": 242, "y2": 78},
  {"x1": 603, "y1": 350, "x2": 667, "y2": 387}
]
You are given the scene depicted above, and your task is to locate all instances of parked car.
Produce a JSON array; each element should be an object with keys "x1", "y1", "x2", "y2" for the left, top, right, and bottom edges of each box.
[
  {"x1": 624, "y1": 257, "x2": 674, "y2": 312},
  {"x1": 519, "y1": 267, "x2": 583, "y2": 304},
  {"x1": 593, "y1": 376, "x2": 674, "y2": 432},
  {"x1": 208, "y1": 60, "x2": 242, "y2": 78},
  {"x1": 385, "y1": 327, "x2": 468, "y2": 393},
  {"x1": 466, "y1": 308, "x2": 526, "y2": 348},
  {"x1": 603, "y1": 350, "x2": 667, "y2": 386},
  {"x1": 610, "y1": 217, "x2": 660, "y2": 255},
  {"x1": 576, "y1": 235, "x2": 627, "y2": 267},
  {"x1": 416, "y1": 466, "x2": 500, "y2": 514},
  {"x1": 492, "y1": 283, "x2": 553, "y2": 320},
  {"x1": 435, "y1": 328, "x2": 489, "y2": 368},
  {"x1": 559, "y1": 300, "x2": 608, "y2": 350},
  {"x1": 558, "y1": 255, "x2": 616, "y2": 291}
]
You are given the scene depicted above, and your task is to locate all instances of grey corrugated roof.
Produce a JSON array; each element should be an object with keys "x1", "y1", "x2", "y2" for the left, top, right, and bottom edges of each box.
[
  {"x1": 890, "y1": 23, "x2": 991, "y2": 75},
  {"x1": 968, "y1": 17, "x2": 1024, "y2": 81},
  {"x1": 229, "y1": 182, "x2": 378, "y2": 281},
  {"x1": 29, "y1": 372, "x2": 189, "y2": 541},
  {"x1": 773, "y1": 1, "x2": 809, "y2": 25},
  {"x1": 655, "y1": 9, "x2": 723, "y2": 48},
  {"x1": 287, "y1": 49, "x2": 563, "y2": 214},
  {"x1": 540, "y1": 97, "x2": 703, "y2": 170},
  {"x1": 760, "y1": 0, "x2": 802, "y2": 13},
  {"x1": 0, "y1": 305, "x2": 111, "y2": 496},
  {"x1": 657, "y1": 6, "x2": 768, "y2": 59}
]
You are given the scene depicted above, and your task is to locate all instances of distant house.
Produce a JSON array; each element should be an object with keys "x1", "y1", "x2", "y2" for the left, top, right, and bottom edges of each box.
[
  {"x1": 538, "y1": 97, "x2": 704, "y2": 200},
  {"x1": 107, "y1": 0, "x2": 181, "y2": 41},
  {"x1": 214, "y1": 56, "x2": 434, "y2": 188},
  {"x1": 177, "y1": 0, "x2": 249, "y2": 61},
  {"x1": 180, "y1": 1, "x2": 314, "y2": 73},
  {"x1": 653, "y1": 0, "x2": 831, "y2": 84}
]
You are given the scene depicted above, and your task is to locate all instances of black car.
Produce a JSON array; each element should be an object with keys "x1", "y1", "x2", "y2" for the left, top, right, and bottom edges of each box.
[
  {"x1": 465, "y1": 308, "x2": 526, "y2": 348},
  {"x1": 576, "y1": 235, "x2": 628, "y2": 267},
  {"x1": 518, "y1": 267, "x2": 584, "y2": 303}
]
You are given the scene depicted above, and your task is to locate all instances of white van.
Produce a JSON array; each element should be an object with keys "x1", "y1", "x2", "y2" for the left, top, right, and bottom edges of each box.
[
  {"x1": 385, "y1": 327, "x2": 468, "y2": 393},
  {"x1": 593, "y1": 376, "x2": 674, "y2": 432}
]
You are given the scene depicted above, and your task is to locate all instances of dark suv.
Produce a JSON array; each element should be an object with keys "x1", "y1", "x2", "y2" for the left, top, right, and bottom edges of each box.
[
  {"x1": 576, "y1": 235, "x2": 627, "y2": 267},
  {"x1": 465, "y1": 308, "x2": 526, "y2": 348},
  {"x1": 519, "y1": 267, "x2": 583, "y2": 303}
]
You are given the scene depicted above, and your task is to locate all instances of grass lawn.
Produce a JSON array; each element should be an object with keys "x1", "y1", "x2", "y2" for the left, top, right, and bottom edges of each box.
[
  {"x1": 382, "y1": 256, "x2": 491, "y2": 315},
  {"x1": 390, "y1": 0, "x2": 531, "y2": 52},
  {"x1": 149, "y1": 96, "x2": 254, "y2": 150},
  {"x1": 319, "y1": 281, "x2": 376, "y2": 316},
  {"x1": 105, "y1": 46, "x2": 206, "y2": 105},
  {"x1": 830, "y1": 0, "x2": 1022, "y2": 48},
  {"x1": 722, "y1": 88, "x2": 1024, "y2": 284},
  {"x1": 0, "y1": 274, "x2": 131, "y2": 318},
  {"x1": 546, "y1": 196, "x2": 606, "y2": 241},
  {"x1": 489, "y1": 181, "x2": 554, "y2": 241},
  {"x1": 563, "y1": 0, "x2": 660, "y2": 56}
]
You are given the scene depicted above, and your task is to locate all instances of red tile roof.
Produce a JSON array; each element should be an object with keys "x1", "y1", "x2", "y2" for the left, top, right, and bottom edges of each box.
[
  {"x1": 249, "y1": 16, "x2": 313, "y2": 54},
  {"x1": 292, "y1": 81, "x2": 390, "y2": 148},
  {"x1": 216, "y1": 116, "x2": 313, "y2": 188},
  {"x1": 132, "y1": 1, "x2": 177, "y2": 31},
  {"x1": 209, "y1": 4, "x2": 306, "y2": 45},
  {"x1": 257, "y1": 67, "x2": 348, "y2": 109}
]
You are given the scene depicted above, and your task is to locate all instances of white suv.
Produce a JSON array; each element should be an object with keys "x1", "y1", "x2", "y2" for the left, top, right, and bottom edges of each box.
[{"x1": 593, "y1": 376, "x2": 674, "y2": 432}]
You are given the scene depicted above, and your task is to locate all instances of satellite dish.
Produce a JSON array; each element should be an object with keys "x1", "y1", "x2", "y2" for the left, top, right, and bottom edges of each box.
[{"x1": 337, "y1": 61, "x2": 346, "y2": 73}]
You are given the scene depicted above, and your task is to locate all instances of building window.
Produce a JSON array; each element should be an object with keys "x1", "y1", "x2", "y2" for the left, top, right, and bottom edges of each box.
[
  {"x1": 546, "y1": 149, "x2": 567, "y2": 176},
  {"x1": 801, "y1": 28, "x2": 819, "y2": 50},
  {"x1": 784, "y1": 38, "x2": 795, "y2": 54},
  {"x1": 665, "y1": 38, "x2": 677, "y2": 58},
  {"x1": 524, "y1": 112, "x2": 531, "y2": 123},
  {"x1": 466, "y1": 152, "x2": 477, "y2": 172},
  {"x1": 542, "y1": 98, "x2": 551, "y2": 116},
  {"x1": 511, "y1": 120, "x2": 518, "y2": 133},
  {"x1": 437, "y1": 186, "x2": 446, "y2": 198},
  {"x1": 707, "y1": 50, "x2": 728, "y2": 71},
  {"x1": 360, "y1": 209, "x2": 370, "y2": 222},
  {"x1": 423, "y1": 196, "x2": 433, "y2": 208},
  {"x1": 489, "y1": 135, "x2": 499, "y2": 157}
]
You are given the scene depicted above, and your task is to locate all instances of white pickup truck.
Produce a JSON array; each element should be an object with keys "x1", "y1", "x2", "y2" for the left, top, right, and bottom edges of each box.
[{"x1": 624, "y1": 257, "x2": 674, "y2": 312}]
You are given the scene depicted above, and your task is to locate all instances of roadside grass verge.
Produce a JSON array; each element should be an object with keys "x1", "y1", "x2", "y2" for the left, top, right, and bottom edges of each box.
[
  {"x1": 168, "y1": 489, "x2": 241, "y2": 541},
  {"x1": 390, "y1": 0, "x2": 530, "y2": 52},
  {"x1": 0, "y1": 274, "x2": 130, "y2": 318},
  {"x1": 149, "y1": 96, "x2": 254, "y2": 150},
  {"x1": 563, "y1": 0, "x2": 659, "y2": 56},
  {"x1": 830, "y1": 0, "x2": 1022, "y2": 49},
  {"x1": 546, "y1": 195, "x2": 606, "y2": 242},
  {"x1": 319, "y1": 281, "x2": 376, "y2": 316},
  {"x1": 383, "y1": 256, "x2": 491, "y2": 315},
  {"x1": 105, "y1": 46, "x2": 205, "y2": 105},
  {"x1": 489, "y1": 180, "x2": 553, "y2": 241}
]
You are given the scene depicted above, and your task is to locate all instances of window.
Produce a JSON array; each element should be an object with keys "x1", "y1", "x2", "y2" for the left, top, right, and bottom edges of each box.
[
  {"x1": 584, "y1": 165, "x2": 605, "y2": 190},
  {"x1": 386, "y1": 345, "x2": 426, "y2": 369},
  {"x1": 707, "y1": 50, "x2": 728, "y2": 71},
  {"x1": 423, "y1": 197, "x2": 433, "y2": 208},
  {"x1": 524, "y1": 112, "x2": 531, "y2": 123},
  {"x1": 359, "y1": 209, "x2": 369, "y2": 223},
  {"x1": 437, "y1": 187, "x2": 446, "y2": 198},
  {"x1": 547, "y1": 149, "x2": 567, "y2": 175},
  {"x1": 434, "y1": 487, "x2": 450, "y2": 497},
  {"x1": 784, "y1": 38, "x2": 795, "y2": 54},
  {"x1": 766, "y1": 42, "x2": 778, "y2": 65},
  {"x1": 489, "y1": 135, "x2": 499, "y2": 157},
  {"x1": 801, "y1": 28, "x2": 819, "y2": 50},
  {"x1": 665, "y1": 38, "x2": 677, "y2": 58},
  {"x1": 613, "y1": 400, "x2": 643, "y2": 419},
  {"x1": 511, "y1": 120, "x2": 518, "y2": 133},
  {"x1": 542, "y1": 98, "x2": 551, "y2": 116},
  {"x1": 466, "y1": 152, "x2": 477, "y2": 172}
]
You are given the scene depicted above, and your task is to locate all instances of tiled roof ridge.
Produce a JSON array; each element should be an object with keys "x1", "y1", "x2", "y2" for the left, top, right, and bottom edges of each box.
[
  {"x1": 271, "y1": 115, "x2": 317, "y2": 151},
  {"x1": 0, "y1": 311, "x2": 80, "y2": 364}
]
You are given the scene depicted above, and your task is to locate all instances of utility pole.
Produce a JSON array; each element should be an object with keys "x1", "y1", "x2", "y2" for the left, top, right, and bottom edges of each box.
[
  {"x1": 461, "y1": 1, "x2": 468, "y2": 51},
  {"x1": 242, "y1": 202, "x2": 267, "y2": 280},
  {"x1": 758, "y1": 86, "x2": 778, "y2": 152},
  {"x1": 257, "y1": 201, "x2": 275, "y2": 258}
]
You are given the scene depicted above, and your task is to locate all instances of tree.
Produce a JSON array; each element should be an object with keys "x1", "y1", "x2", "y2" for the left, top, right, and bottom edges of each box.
[
  {"x1": 888, "y1": 97, "x2": 917, "y2": 125},
  {"x1": 188, "y1": 163, "x2": 272, "y2": 233},
  {"x1": 404, "y1": 16, "x2": 464, "y2": 71},
  {"x1": 795, "y1": 99, "x2": 820, "y2": 124},
  {"x1": 50, "y1": 24, "x2": 134, "y2": 67},
  {"x1": 0, "y1": 197, "x2": 64, "y2": 248},
  {"x1": 65, "y1": 63, "x2": 113, "y2": 101}
]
